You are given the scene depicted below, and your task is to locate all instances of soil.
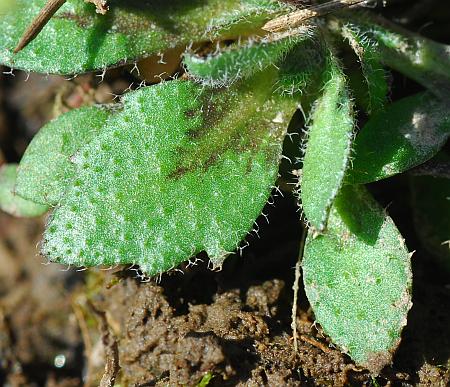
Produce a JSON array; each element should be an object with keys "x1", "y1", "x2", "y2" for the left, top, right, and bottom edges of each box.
[{"x1": 1, "y1": 1, "x2": 450, "y2": 386}]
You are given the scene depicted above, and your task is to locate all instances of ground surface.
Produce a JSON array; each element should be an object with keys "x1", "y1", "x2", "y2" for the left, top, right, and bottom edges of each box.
[{"x1": 0, "y1": 1, "x2": 450, "y2": 385}]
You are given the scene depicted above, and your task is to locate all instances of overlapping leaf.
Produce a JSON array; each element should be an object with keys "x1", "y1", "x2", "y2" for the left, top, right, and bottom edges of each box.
[
  {"x1": 300, "y1": 51, "x2": 354, "y2": 232},
  {"x1": 16, "y1": 106, "x2": 114, "y2": 205},
  {"x1": 0, "y1": 0, "x2": 288, "y2": 74},
  {"x1": 346, "y1": 14, "x2": 450, "y2": 99},
  {"x1": 184, "y1": 28, "x2": 311, "y2": 86},
  {"x1": 303, "y1": 185, "x2": 412, "y2": 373},
  {"x1": 347, "y1": 93, "x2": 450, "y2": 184},
  {"x1": 42, "y1": 71, "x2": 297, "y2": 275},
  {"x1": 0, "y1": 164, "x2": 49, "y2": 217},
  {"x1": 340, "y1": 22, "x2": 389, "y2": 114}
]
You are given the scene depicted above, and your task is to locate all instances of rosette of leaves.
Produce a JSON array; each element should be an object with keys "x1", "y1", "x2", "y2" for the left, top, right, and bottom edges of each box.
[{"x1": 1, "y1": 0, "x2": 450, "y2": 374}]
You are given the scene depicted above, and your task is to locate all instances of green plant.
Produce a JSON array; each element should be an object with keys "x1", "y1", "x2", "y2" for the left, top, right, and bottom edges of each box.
[{"x1": 0, "y1": 0, "x2": 449, "y2": 374}]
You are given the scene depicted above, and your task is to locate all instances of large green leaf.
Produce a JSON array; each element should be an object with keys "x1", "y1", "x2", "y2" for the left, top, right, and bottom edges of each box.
[
  {"x1": 42, "y1": 71, "x2": 297, "y2": 275},
  {"x1": 303, "y1": 185, "x2": 412, "y2": 373},
  {"x1": 0, "y1": 164, "x2": 49, "y2": 217},
  {"x1": 16, "y1": 106, "x2": 114, "y2": 205},
  {"x1": 0, "y1": 0, "x2": 288, "y2": 74},
  {"x1": 410, "y1": 172, "x2": 450, "y2": 271},
  {"x1": 347, "y1": 93, "x2": 450, "y2": 184},
  {"x1": 300, "y1": 52, "x2": 354, "y2": 232}
]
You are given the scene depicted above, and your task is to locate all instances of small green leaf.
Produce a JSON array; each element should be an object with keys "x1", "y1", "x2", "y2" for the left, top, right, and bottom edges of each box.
[
  {"x1": 340, "y1": 22, "x2": 389, "y2": 114},
  {"x1": 0, "y1": 0, "x2": 285, "y2": 74},
  {"x1": 16, "y1": 106, "x2": 113, "y2": 205},
  {"x1": 197, "y1": 372, "x2": 214, "y2": 387},
  {"x1": 303, "y1": 185, "x2": 412, "y2": 373},
  {"x1": 346, "y1": 14, "x2": 450, "y2": 99},
  {"x1": 42, "y1": 71, "x2": 297, "y2": 275},
  {"x1": 0, "y1": 164, "x2": 49, "y2": 217},
  {"x1": 275, "y1": 37, "x2": 324, "y2": 96},
  {"x1": 347, "y1": 93, "x2": 450, "y2": 184},
  {"x1": 184, "y1": 30, "x2": 309, "y2": 86},
  {"x1": 301, "y1": 51, "x2": 354, "y2": 231},
  {"x1": 410, "y1": 172, "x2": 450, "y2": 271}
]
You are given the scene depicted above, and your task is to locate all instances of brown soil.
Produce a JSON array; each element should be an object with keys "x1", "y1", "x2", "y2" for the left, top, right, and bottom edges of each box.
[
  {"x1": 1, "y1": 2, "x2": 450, "y2": 385},
  {"x1": 1, "y1": 192, "x2": 449, "y2": 386}
]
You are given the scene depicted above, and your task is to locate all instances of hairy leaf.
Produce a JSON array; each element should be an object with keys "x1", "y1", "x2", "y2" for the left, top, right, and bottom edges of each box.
[
  {"x1": 16, "y1": 106, "x2": 113, "y2": 205},
  {"x1": 345, "y1": 14, "x2": 450, "y2": 99},
  {"x1": 0, "y1": 0, "x2": 287, "y2": 74},
  {"x1": 208, "y1": 0, "x2": 291, "y2": 38},
  {"x1": 410, "y1": 172, "x2": 450, "y2": 271},
  {"x1": 0, "y1": 164, "x2": 49, "y2": 217},
  {"x1": 184, "y1": 28, "x2": 310, "y2": 86},
  {"x1": 303, "y1": 185, "x2": 412, "y2": 373},
  {"x1": 274, "y1": 36, "x2": 324, "y2": 96},
  {"x1": 340, "y1": 22, "x2": 389, "y2": 114},
  {"x1": 301, "y1": 52, "x2": 354, "y2": 232},
  {"x1": 42, "y1": 72, "x2": 297, "y2": 275},
  {"x1": 347, "y1": 93, "x2": 450, "y2": 184}
]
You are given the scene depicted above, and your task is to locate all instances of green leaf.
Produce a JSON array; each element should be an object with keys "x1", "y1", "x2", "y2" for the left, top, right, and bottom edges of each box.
[
  {"x1": 410, "y1": 172, "x2": 450, "y2": 271},
  {"x1": 340, "y1": 22, "x2": 389, "y2": 114},
  {"x1": 42, "y1": 71, "x2": 297, "y2": 275},
  {"x1": 301, "y1": 52, "x2": 354, "y2": 232},
  {"x1": 0, "y1": 0, "x2": 18, "y2": 13},
  {"x1": 184, "y1": 28, "x2": 310, "y2": 86},
  {"x1": 345, "y1": 14, "x2": 450, "y2": 99},
  {"x1": 346, "y1": 93, "x2": 450, "y2": 185},
  {"x1": 197, "y1": 372, "x2": 214, "y2": 387},
  {"x1": 303, "y1": 185, "x2": 412, "y2": 373},
  {"x1": 0, "y1": 164, "x2": 49, "y2": 217},
  {"x1": 207, "y1": 0, "x2": 291, "y2": 38},
  {"x1": 275, "y1": 36, "x2": 324, "y2": 96},
  {"x1": 0, "y1": 0, "x2": 287, "y2": 75},
  {"x1": 16, "y1": 106, "x2": 113, "y2": 205}
]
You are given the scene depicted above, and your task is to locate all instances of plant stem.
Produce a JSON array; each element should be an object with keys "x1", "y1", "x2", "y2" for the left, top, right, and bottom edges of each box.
[{"x1": 292, "y1": 224, "x2": 307, "y2": 354}]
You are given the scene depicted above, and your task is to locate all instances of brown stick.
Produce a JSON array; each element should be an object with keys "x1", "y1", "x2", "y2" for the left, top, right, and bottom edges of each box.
[
  {"x1": 89, "y1": 301, "x2": 120, "y2": 387},
  {"x1": 263, "y1": 0, "x2": 369, "y2": 32},
  {"x1": 14, "y1": 0, "x2": 67, "y2": 53}
]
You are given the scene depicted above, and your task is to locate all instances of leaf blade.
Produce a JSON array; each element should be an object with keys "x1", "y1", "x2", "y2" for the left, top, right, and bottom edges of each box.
[
  {"x1": 303, "y1": 185, "x2": 412, "y2": 373},
  {"x1": 1, "y1": 0, "x2": 287, "y2": 74},
  {"x1": 347, "y1": 93, "x2": 450, "y2": 184},
  {"x1": 184, "y1": 28, "x2": 311, "y2": 86},
  {"x1": 0, "y1": 164, "x2": 49, "y2": 217},
  {"x1": 300, "y1": 52, "x2": 354, "y2": 231},
  {"x1": 42, "y1": 73, "x2": 297, "y2": 275},
  {"x1": 16, "y1": 105, "x2": 113, "y2": 205},
  {"x1": 340, "y1": 22, "x2": 389, "y2": 115}
]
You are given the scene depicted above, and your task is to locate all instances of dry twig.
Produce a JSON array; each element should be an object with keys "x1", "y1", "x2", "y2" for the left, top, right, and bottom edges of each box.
[
  {"x1": 14, "y1": 0, "x2": 66, "y2": 53},
  {"x1": 89, "y1": 302, "x2": 120, "y2": 387},
  {"x1": 14, "y1": 0, "x2": 108, "y2": 54},
  {"x1": 264, "y1": 0, "x2": 369, "y2": 32}
]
